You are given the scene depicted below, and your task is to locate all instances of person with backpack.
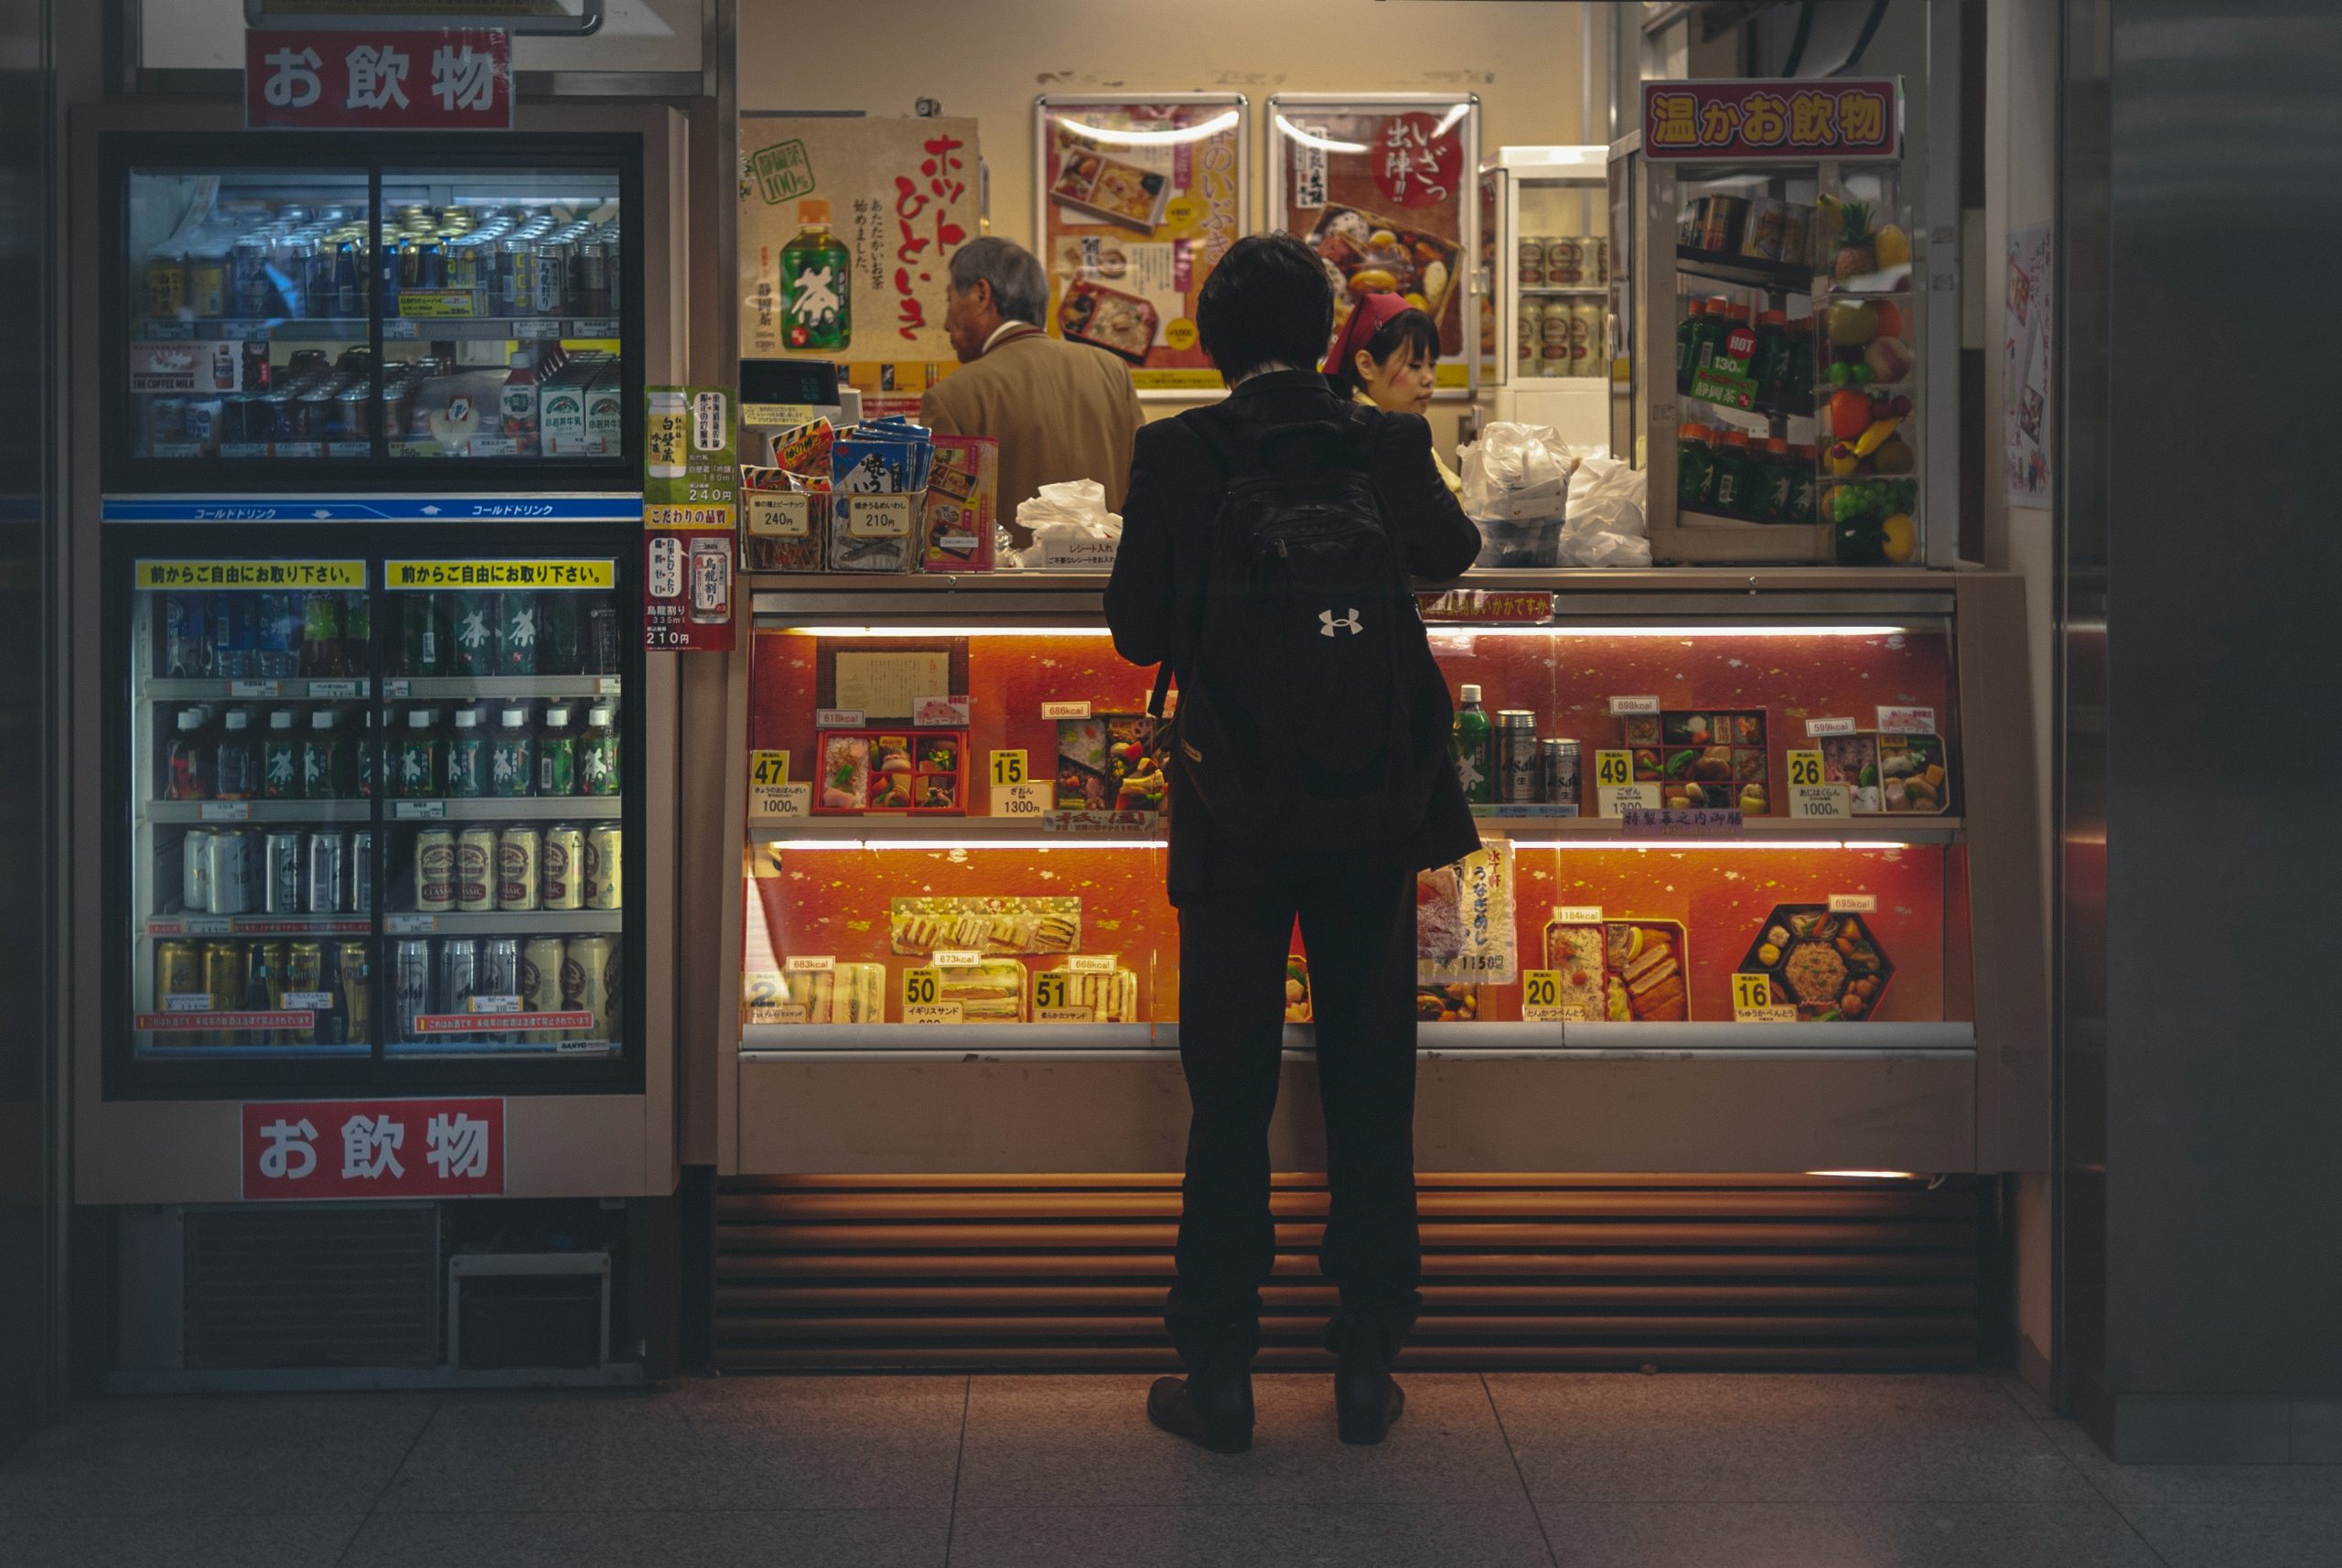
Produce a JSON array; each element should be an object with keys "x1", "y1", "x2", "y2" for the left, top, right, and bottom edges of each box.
[{"x1": 1104, "y1": 232, "x2": 1482, "y2": 1454}]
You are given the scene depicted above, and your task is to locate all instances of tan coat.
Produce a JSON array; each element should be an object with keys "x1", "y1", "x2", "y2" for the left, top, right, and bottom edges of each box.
[{"x1": 919, "y1": 326, "x2": 1144, "y2": 542}]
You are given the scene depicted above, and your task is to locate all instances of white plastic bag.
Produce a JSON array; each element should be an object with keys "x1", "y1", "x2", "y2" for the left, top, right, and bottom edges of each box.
[
  {"x1": 1459, "y1": 422, "x2": 1573, "y2": 522},
  {"x1": 1556, "y1": 455, "x2": 1650, "y2": 568},
  {"x1": 1015, "y1": 478, "x2": 1123, "y2": 568}
]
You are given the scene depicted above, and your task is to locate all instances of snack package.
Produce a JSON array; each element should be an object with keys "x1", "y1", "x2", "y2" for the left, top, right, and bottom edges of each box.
[
  {"x1": 937, "y1": 960, "x2": 1028, "y2": 1023},
  {"x1": 922, "y1": 435, "x2": 998, "y2": 572},
  {"x1": 1415, "y1": 841, "x2": 1520, "y2": 986},
  {"x1": 741, "y1": 466, "x2": 828, "y2": 573},
  {"x1": 1603, "y1": 919, "x2": 1690, "y2": 1023},
  {"x1": 768, "y1": 417, "x2": 836, "y2": 486}
]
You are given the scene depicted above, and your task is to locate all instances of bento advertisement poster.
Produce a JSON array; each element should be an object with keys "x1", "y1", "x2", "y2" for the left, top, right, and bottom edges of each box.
[{"x1": 739, "y1": 116, "x2": 981, "y2": 370}]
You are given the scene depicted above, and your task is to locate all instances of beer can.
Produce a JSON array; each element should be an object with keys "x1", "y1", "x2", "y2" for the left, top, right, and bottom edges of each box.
[
  {"x1": 1516, "y1": 236, "x2": 1545, "y2": 287},
  {"x1": 497, "y1": 825, "x2": 543, "y2": 911},
  {"x1": 1570, "y1": 301, "x2": 1605, "y2": 376},
  {"x1": 687, "y1": 535, "x2": 731, "y2": 624},
  {"x1": 480, "y1": 938, "x2": 521, "y2": 1003},
  {"x1": 350, "y1": 829, "x2": 372, "y2": 915},
  {"x1": 392, "y1": 938, "x2": 434, "y2": 1043},
  {"x1": 263, "y1": 831, "x2": 304, "y2": 913},
  {"x1": 456, "y1": 826, "x2": 498, "y2": 912},
  {"x1": 1544, "y1": 235, "x2": 1585, "y2": 287},
  {"x1": 437, "y1": 937, "x2": 479, "y2": 1016},
  {"x1": 335, "y1": 940, "x2": 371, "y2": 1047},
  {"x1": 497, "y1": 238, "x2": 532, "y2": 316},
  {"x1": 1540, "y1": 738, "x2": 1582, "y2": 807},
  {"x1": 414, "y1": 827, "x2": 457, "y2": 913},
  {"x1": 181, "y1": 827, "x2": 215, "y2": 913},
  {"x1": 306, "y1": 830, "x2": 346, "y2": 914},
  {"x1": 283, "y1": 940, "x2": 325, "y2": 1046},
  {"x1": 200, "y1": 940, "x2": 242, "y2": 1042},
  {"x1": 231, "y1": 237, "x2": 272, "y2": 317},
  {"x1": 541, "y1": 824, "x2": 586, "y2": 911},
  {"x1": 206, "y1": 829, "x2": 254, "y2": 916},
  {"x1": 1539, "y1": 302, "x2": 1572, "y2": 377},
  {"x1": 584, "y1": 823, "x2": 621, "y2": 911},
  {"x1": 521, "y1": 936, "x2": 567, "y2": 1042},
  {"x1": 561, "y1": 935, "x2": 616, "y2": 1043},
  {"x1": 247, "y1": 941, "x2": 287, "y2": 1045},
  {"x1": 155, "y1": 940, "x2": 201, "y2": 1009},
  {"x1": 1494, "y1": 711, "x2": 1541, "y2": 803}
]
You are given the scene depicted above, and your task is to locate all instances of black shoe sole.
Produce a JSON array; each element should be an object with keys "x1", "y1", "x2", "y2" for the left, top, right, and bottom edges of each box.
[{"x1": 1337, "y1": 1380, "x2": 1405, "y2": 1445}]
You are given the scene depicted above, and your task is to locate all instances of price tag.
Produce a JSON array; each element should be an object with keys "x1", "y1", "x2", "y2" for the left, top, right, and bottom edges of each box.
[
  {"x1": 815, "y1": 708, "x2": 865, "y2": 729},
  {"x1": 229, "y1": 680, "x2": 281, "y2": 698},
  {"x1": 783, "y1": 954, "x2": 834, "y2": 972},
  {"x1": 284, "y1": 990, "x2": 333, "y2": 1010},
  {"x1": 1828, "y1": 893, "x2": 1878, "y2": 913},
  {"x1": 1520, "y1": 970, "x2": 1572, "y2": 1024},
  {"x1": 1876, "y1": 705, "x2": 1938, "y2": 735},
  {"x1": 1608, "y1": 695, "x2": 1660, "y2": 716},
  {"x1": 989, "y1": 750, "x2": 1027, "y2": 787},
  {"x1": 1597, "y1": 782, "x2": 1660, "y2": 818},
  {"x1": 1037, "y1": 1006, "x2": 1098, "y2": 1024},
  {"x1": 386, "y1": 913, "x2": 437, "y2": 935},
  {"x1": 1789, "y1": 784, "x2": 1853, "y2": 820},
  {"x1": 750, "y1": 1001, "x2": 810, "y2": 1026},
  {"x1": 1068, "y1": 953, "x2": 1118, "y2": 973},
  {"x1": 392, "y1": 800, "x2": 447, "y2": 821},
  {"x1": 467, "y1": 994, "x2": 521, "y2": 1015},
  {"x1": 381, "y1": 679, "x2": 412, "y2": 698},
  {"x1": 1787, "y1": 749, "x2": 1824, "y2": 789},
  {"x1": 902, "y1": 967, "x2": 941, "y2": 1008},
  {"x1": 1041, "y1": 701, "x2": 1092, "y2": 720},
  {"x1": 763, "y1": 783, "x2": 811, "y2": 818},
  {"x1": 1594, "y1": 749, "x2": 1635, "y2": 789},
  {"x1": 1732, "y1": 972, "x2": 1798, "y2": 1024},
  {"x1": 748, "y1": 750, "x2": 796, "y2": 818},
  {"x1": 199, "y1": 801, "x2": 252, "y2": 822},
  {"x1": 904, "y1": 1002, "x2": 963, "y2": 1025},
  {"x1": 165, "y1": 992, "x2": 214, "y2": 1012},
  {"x1": 306, "y1": 680, "x2": 361, "y2": 700},
  {"x1": 1033, "y1": 970, "x2": 1071, "y2": 1013},
  {"x1": 991, "y1": 781, "x2": 1047, "y2": 818},
  {"x1": 931, "y1": 949, "x2": 983, "y2": 969},
  {"x1": 1806, "y1": 715, "x2": 1858, "y2": 737}
]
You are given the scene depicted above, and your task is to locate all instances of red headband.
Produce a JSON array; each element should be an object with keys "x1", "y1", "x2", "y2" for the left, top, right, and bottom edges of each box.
[{"x1": 1322, "y1": 290, "x2": 1413, "y2": 378}]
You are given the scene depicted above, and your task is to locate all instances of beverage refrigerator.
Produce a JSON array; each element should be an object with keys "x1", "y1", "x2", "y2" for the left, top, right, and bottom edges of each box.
[{"x1": 67, "y1": 102, "x2": 687, "y2": 1225}]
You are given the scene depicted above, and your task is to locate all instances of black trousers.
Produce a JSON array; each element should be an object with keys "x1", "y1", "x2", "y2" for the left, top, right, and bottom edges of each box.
[{"x1": 1166, "y1": 862, "x2": 1423, "y2": 1367}]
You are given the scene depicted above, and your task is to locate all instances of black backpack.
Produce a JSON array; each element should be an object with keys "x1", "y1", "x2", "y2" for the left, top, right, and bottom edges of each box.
[{"x1": 1148, "y1": 402, "x2": 1450, "y2": 854}]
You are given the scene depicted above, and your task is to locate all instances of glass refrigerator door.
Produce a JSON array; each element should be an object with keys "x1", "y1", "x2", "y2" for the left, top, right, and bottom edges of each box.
[
  {"x1": 377, "y1": 556, "x2": 631, "y2": 1062},
  {"x1": 378, "y1": 162, "x2": 625, "y2": 464},
  {"x1": 123, "y1": 162, "x2": 376, "y2": 465},
  {"x1": 130, "y1": 560, "x2": 380, "y2": 1060}
]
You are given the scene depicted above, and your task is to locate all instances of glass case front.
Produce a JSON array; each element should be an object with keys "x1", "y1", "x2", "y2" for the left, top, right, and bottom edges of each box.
[
  {"x1": 109, "y1": 136, "x2": 639, "y2": 488},
  {"x1": 113, "y1": 534, "x2": 643, "y2": 1092},
  {"x1": 738, "y1": 615, "x2": 1968, "y2": 1040}
]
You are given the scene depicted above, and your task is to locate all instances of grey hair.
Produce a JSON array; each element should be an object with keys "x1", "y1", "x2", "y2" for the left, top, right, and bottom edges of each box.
[{"x1": 948, "y1": 236, "x2": 1048, "y2": 326}]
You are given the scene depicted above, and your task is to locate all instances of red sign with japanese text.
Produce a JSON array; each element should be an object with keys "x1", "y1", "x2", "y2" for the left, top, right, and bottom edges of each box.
[
  {"x1": 1641, "y1": 79, "x2": 1901, "y2": 162},
  {"x1": 242, "y1": 1097, "x2": 504, "y2": 1200},
  {"x1": 245, "y1": 28, "x2": 513, "y2": 132}
]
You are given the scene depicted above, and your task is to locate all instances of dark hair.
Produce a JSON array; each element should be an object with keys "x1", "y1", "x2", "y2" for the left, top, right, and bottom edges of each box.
[
  {"x1": 1324, "y1": 307, "x2": 1442, "y2": 401},
  {"x1": 1196, "y1": 231, "x2": 1335, "y2": 382}
]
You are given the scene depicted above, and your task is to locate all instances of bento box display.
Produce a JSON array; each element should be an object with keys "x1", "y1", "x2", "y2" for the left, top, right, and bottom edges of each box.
[
  {"x1": 814, "y1": 729, "x2": 968, "y2": 815},
  {"x1": 1736, "y1": 904, "x2": 1895, "y2": 1021},
  {"x1": 1306, "y1": 205, "x2": 1462, "y2": 341},
  {"x1": 1058, "y1": 278, "x2": 1159, "y2": 363},
  {"x1": 1538, "y1": 912, "x2": 1611, "y2": 1021},
  {"x1": 1603, "y1": 918, "x2": 1692, "y2": 1023},
  {"x1": 1815, "y1": 731, "x2": 1951, "y2": 814},
  {"x1": 1054, "y1": 714, "x2": 1170, "y2": 812},
  {"x1": 1047, "y1": 142, "x2": 1172, "y2": 232},
  {"x1": 1624, "y1": 709, "x2": 1772, "y2": 815},
  {"x1": 1417, "y1": 982, "x2": 1480, "y2": 1022}
]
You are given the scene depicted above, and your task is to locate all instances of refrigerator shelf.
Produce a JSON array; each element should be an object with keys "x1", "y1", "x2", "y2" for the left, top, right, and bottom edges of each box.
[
  {"x1": 384, "y1": 909, "x2": 625, "y2": 936},
  {"x1": 143, "y1": 677, "x2": 371, "y2": 702},
  {"x1": 381, "y1": 676, "x2": 624, "y2": 700},
  {"x1": 145, "y1": 800, "x2": 371, "y2": 824},
  {"x1": 142, "y1": 913, "x2": 371, "y2": 938},
  {"x1": 386, "y1": 1038, "x2": 619, "y2": 1058},
  {"x1": 387, "y1": 797, "x2": 624, "y2": 822},
  {"x1": 134, "y1": 1043, "x2": 373, "y2": 1060},
  {"x1": 134, "y1": 315, "x2": 624, "y2": 345}
]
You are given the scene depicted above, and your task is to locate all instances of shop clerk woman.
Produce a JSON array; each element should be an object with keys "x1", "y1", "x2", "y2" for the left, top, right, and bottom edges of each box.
[
  {"x1": 1104, "y1": 234, "x2": 1481, "y2": 1454},
  {"x1": 1323, "y1": 291, "x2": 1463, "y2": 495}
]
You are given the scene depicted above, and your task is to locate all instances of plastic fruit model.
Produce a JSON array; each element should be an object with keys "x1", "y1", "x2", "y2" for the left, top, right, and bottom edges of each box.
[
  {"x1": 1832, "y1": 199, "x2": 1878, "y2": 282},
  {"x1": 1880, "y1": 512, "x2": 1917, "y2": 563},
  {"x1": 1828, "y1": 390, "x2": 1874, "y2": 439},
  {"x1": 1874, "y1": 222, "x2": 1911, "y2": 271},
  {"x1": 1825, "y1": 298, "x2": 1879, "y2": 347}
]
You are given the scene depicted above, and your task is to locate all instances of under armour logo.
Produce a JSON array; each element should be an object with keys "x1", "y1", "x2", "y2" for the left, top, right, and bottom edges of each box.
[{"x1": 1319, "y1": 608, "x2": 1364, "y2": 638}]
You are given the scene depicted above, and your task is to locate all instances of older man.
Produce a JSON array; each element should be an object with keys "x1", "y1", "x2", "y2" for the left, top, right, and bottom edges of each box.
[{"x1": 920, "y1": 236, "x2": 1144, "y2": 542}]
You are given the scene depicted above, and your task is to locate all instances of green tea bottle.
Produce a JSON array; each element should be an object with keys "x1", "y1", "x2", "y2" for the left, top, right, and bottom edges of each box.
[
  {"x1": 781, "y1": 199, "x2": 852, "y2": 352},
  {"x1": 1452, "y1": 682, "x2": 1492, "y2": 804}
]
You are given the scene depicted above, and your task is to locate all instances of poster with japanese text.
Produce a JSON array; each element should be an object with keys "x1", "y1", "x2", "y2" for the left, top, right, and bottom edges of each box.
[
  {"x1": 642, "y1": 386, "x2": 736, "y2": 652},
  {"x1": 2004, "y1": 223, "x2": 2052, "y2": 509},
  {"x1": 738, "y1": 115, "x2": 979, "y2": 381},
  {"x1": 1265, "y1": 95, "x2": 1479, "y2": 393},
  {"x1": 1639, "y1": 79, "x2": 1902, "y2": 162},
  {"x1": 1035, "y1": 96, "x2": 1247, "y2": 395}
]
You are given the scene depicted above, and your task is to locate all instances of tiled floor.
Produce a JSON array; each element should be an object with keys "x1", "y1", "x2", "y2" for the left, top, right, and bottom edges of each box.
[{"x1": 7, "y1": 1372, "x2": 2342, "y2": 1566}]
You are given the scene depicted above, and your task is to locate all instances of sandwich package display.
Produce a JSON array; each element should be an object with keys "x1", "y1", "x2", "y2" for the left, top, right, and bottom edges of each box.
[
  {"x1": 889, "y1": 897, "x2": 1081, "y2": 957},
  {"x1": 779, "y1": 962, "x2": 886, "y2": 1025},
  {"x1": 934, "y1": 960, "x2": 1029, "y2": 1024}
]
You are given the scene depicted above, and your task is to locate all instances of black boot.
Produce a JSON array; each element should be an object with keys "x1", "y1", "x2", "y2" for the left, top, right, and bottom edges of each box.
[
  {"x1": 1332, "y1": 1326, "x2": 1404, "y2": 1445},
  {"x1": 1147, "y1": 1336, "x2": 1254, "y2": 1454}
]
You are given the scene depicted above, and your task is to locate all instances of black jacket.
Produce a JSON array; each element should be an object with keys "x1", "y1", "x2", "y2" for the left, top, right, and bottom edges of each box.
[{"x1": 1104, "y1": 370, "x2": 1484, "y2": 901}]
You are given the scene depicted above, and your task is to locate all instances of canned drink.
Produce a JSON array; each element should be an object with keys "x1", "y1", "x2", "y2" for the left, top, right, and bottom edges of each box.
[
  {"x1": 1569, "y1": 302, "x2": 1604, "y2": 376},
  {"x1": 246, "y1": 941, "x2": 286, "y2": 1044},
  {"x1": 541, "y1": 824, "x2": 585, "y2": 910},
  {"x1": 1540, "y1": 738, "x2": 1582, "y2": 807},
  {"x1": 294, "y1": 241, "x2": 331, "y2": 317},
  {"x1": 414, "y1": 827, "x2": 457, "y2": 913},
  {"x1": 521, "y1": 936, "x2": 566, "y2": 1041},
  {"x1": 497, "y1": 825, "x2": 542, "y2": 911},
  {"x1": 437, "y1": 937, "x2": 479, "y2": 1017},
  {"x1": 306, "y1": 831, "x2": 346, "y2": 914},
  {"x1": 263, "y1": 831, "x2": 304, "y2": 913},
  {"x1": 1539, "y1": 303, "x2": 1571, "y2": 377},
  {"x1": 584, "y1": 823, "x2": 621, "y2": 910},
  {"x1": 187, "y1": 250, "x2": 228, "y2": 317},
  {"x1": 1494, "y1": 711, "x2": 1541, "y2": 803},
  {"x1": 1517, "y1": 236, "x2": 1545, "y2": 287},
  {"x1": 1517, "y1": 300, "x2": 1542, "y2": 373},
  {"x1": 283, "y1": 940, "x2": 325, "y2": 1045},
  {"x1": 578, "y1": 237, "x2": 609, "y2": 316},
  {"x1": 533, "y1": 241, "x2": 571, "y2": 315},
  {"x1": 561, "y1": 935, "x2": 616, "y2": 1043},
  {"x1": 206, "y1": 829, "x2": 254, "y2": 915},
  {"x1": 479, "y1": 937, "x2": 521, "y2": 1003},
  {"x1": 155, "y1": 940, "x2": 200, "y2": 1008},
  {"x1": 147, "y1": 396, "x2": 188, "y2": 453},
  {"x1": 183, "y1": 398, "x2": 223, "y2": 453},
  {"x1": 688, "y1": 536, "x2": 731, "y2": 624},
  {"x1": 456, "y1": 826, "x2": 498, "y2": 912},
  {"x1": 201, "y1": 940, "x2": 243, "y2": 1039},
  {"x1": 392, "y1": 938, "x2": 434, "y2": 1042},
  {"x1": 333, "y1": 239, "x2": 365, "y2": 317},
  {"x1": 350, "y1": 829, "x2": 372, "y2": 914},
  {"x1": 231, "y1": 237, "x2": 272, "y2": 317},
  {"x1": 498, "y1": 238, "x2": 532, "y2": 316},
  {"x1": 335, "y1": 940, "x2": 371, "y2": 1046},
  {"x1": 181, "y1": 827, "x2": 215, "y2": 913},
  {"x1": 1544, "y1": 236, "x2": 1585, "y2": 287}
]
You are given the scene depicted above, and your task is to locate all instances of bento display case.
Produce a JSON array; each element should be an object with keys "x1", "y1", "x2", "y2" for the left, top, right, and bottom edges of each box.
[
  {"x1": 1478, "y1": 145, "x2": 1611, "y2": 451},
  {"x1": 716, "y1": 571, "x2": 2046, "y2": 1180},
  {"x1": 1617, "y1": 79, "x2": 1955, "y2": 567},
  {"x1": 100, "y1": 131, "x2": 646, "y2": 490}
]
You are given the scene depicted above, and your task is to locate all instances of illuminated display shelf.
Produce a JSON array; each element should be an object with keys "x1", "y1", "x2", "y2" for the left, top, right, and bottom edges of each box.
[{"x1": 748, "y1": 814, "x2": 1962, "y2": 847}]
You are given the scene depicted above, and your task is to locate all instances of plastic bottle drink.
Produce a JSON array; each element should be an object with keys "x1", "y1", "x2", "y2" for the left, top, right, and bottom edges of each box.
[
  {"x1": 343, "y1": 590, "x2": 371, "y2": 664},
  {"x1": 449, "y1": 589, "x2": 496, "y2": 675},
  {"x1": 541, "y1": 592, "x2": 581, "y2": 674},
  {"x1": 780, "y1": 199, "x2": 852, "y2": 351},
  {"x1": 302, "y1": 709, "x2": 352, "y2": 798},
  {"x1": 576, "y1": 704, "x2": 620, "y2": 796},
  {"x1": 403, "y1": 590, "x2": 446, "y2": 675},
  {"x1": 299, "y1": 590, "x2": 345, "y2": 677},
  {"x1": 257, "y1": 591, "x2": 300, "y2": 678},
  {"x1": 581, "y1": 596, "x2": 621, "y2": 674},
  {"x1": 1675, "y1": 298, "x2": 1706, "y2": 392},
  {"x1": 537, "y1": 705, "x2": 575, "y2": 796},
  {"x1": 214, "y1": 594, "x2": 257, "y2": 679},
  {"x1": 500, "y1": 349, "x2": 540, "y2": 455},
  {"x1": 445, "y1": 706, "x2": 486, "y2": 797},
  {"x1": 497, "y1": 590, "x2": 539, "y2": 675},
  {"x1": 167, "y1": 708, "x2": 213, "y2": 800},
  {"x1": 1677, "y1": 423, "x2": 1718, "y2": 510},
  {"x1": 1711, "y1": 429, "x2": 1759, "y2": 516},
  {"x1": 394, "y1": 707, "x2": 440, "y2": 798},
  {"x1": 1452, "y1": 683, "x2": 1492, "y2": 805},
  {"x1": 262, "y1": 708, "x2": 302, "y2": 798},
  {"x1": 489, "y1": 706, "x2": 534, "y2": 797},
  {"x1": 214, "y1": 709, "x2": 258, "y2": 800},
  {"x1": 164, "y1": 592, "x2": 210, "y2": 677}
]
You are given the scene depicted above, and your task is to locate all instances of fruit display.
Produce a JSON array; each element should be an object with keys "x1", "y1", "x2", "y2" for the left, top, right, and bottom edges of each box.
[{"x1": 1819, "y1": 193, "x2": 1912, "y2": 293}]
